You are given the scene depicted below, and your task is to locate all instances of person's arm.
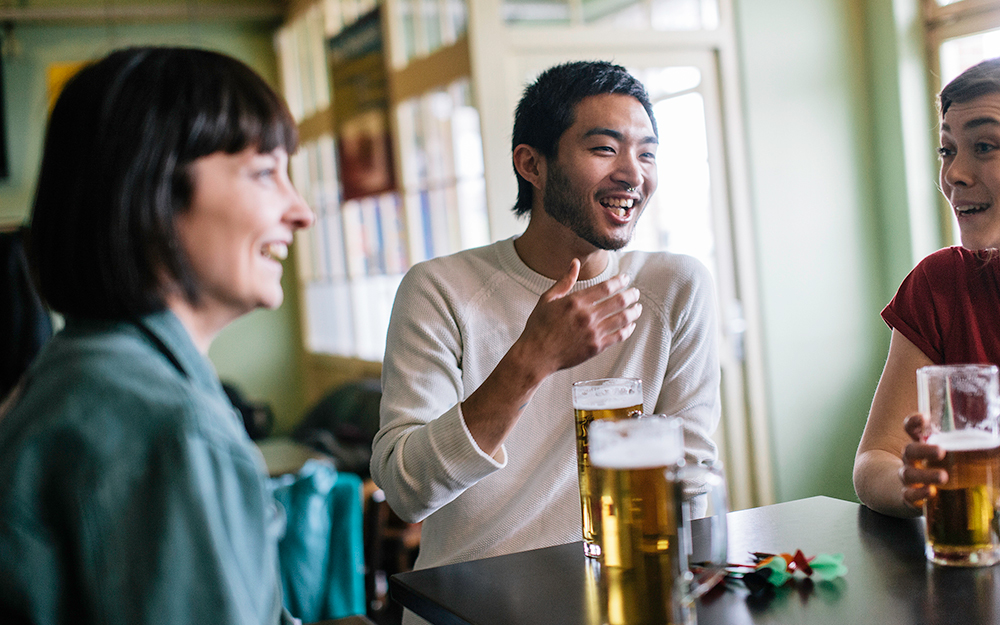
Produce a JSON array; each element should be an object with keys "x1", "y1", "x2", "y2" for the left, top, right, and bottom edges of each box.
[
  {"x1": 371, "y1": 259, "x2": 641, "y2": 523},
  {"x1": 854, "y1": 329, "x2": 946, "y2": 517},
  {"x1": 460, "y1": 260, "x2": 640, "y2": 455}
]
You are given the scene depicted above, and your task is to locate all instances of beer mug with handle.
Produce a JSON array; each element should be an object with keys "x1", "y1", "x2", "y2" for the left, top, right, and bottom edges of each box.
[
  {"x1": 917, "y1": 364, "x2": 1000, "y2": 567},
  {"x1": 589, "y1": 415, "x2": 728, "y2": 625}
]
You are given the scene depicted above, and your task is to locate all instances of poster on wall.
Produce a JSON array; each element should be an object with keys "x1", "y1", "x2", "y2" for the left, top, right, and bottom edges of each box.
[{"x1": 328, "y1": 7, "x2": 395, "y2": 201}]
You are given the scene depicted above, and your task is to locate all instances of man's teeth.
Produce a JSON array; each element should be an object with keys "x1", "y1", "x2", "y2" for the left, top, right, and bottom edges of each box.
[
  {"x1": 261, "y1": 242, "x2": 288, "y2": 260},
  {"x1": 602, "y1": 198, "x2": 634, "y2": 217}
]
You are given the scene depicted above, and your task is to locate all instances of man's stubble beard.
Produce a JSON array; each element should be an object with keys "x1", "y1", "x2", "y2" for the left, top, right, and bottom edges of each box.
[{"x1": 542, "y1": 161, "x2": 636, "y2": 252}]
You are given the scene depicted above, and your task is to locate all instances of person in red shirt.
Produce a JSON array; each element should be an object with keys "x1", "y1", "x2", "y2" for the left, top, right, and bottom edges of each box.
[{"x1": 854, "y1": 57, "x2": 1000, "y2": 517}]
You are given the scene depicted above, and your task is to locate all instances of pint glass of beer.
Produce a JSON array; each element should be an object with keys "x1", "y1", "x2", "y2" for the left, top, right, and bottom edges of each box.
[
  {"x1": 588, "y1": 416, "x2": 728, "y2": 625},
  {"x1": 573, "y1": 378, "x2": 643, "y2": 558},
  {"x1": 917, "y1": 364, "x2": 1000, "y2": 567}
]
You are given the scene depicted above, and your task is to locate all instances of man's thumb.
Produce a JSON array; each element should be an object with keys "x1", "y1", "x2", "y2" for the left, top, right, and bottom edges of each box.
[{"x1": 544, "y1": 258, "x2": 580, "y2": 300}]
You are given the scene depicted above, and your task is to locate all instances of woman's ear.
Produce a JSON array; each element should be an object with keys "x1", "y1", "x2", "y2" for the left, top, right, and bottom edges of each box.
[{"x1": 513, "y1": 144, "x2": 546, "y2": 192}]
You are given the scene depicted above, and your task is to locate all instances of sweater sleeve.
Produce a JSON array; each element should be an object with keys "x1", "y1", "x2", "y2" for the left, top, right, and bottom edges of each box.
[
  {"x1": 370, "y1": 264, "x2": 505, "y2": 523},
  {"x1": 649, "y1": 256, "x2": 721, "y2": 471}
]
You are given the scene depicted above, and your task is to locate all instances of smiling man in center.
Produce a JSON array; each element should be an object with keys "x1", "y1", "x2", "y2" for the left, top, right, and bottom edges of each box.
[{"x1": 371, "y1": 61, "x2": 721, "y2": 621}]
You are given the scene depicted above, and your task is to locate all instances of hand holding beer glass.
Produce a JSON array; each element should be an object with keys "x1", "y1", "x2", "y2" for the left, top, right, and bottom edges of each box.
[
  {"x1": 917, "y1": 364, "x2": 1000, "y2": 567},
  {"x1": 573, "y1": 378, "x2": 644, "y2": 558},
  {"x1": 588, "y1": 416, "x2": 728, "y2": 625}
]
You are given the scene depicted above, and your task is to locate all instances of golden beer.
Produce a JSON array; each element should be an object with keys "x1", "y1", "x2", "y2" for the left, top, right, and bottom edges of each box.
[
  {"x1": 590, "y1": 419, "x2": 688, "y2": 625},
  {"x1": 924, "y1": 429, "x2": 1000, "y2": 566},
  {"x1": 573, "y1": 378, "x2": 643, "y2": 559},
  {"x1": 575, "y1": 402, "x2": 642, "y2": 557}
]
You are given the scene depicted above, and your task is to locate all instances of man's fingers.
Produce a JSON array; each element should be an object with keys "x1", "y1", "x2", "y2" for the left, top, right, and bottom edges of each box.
[
  {"x1": 566, "y1": 272, "x2": 633, "y2": 306},
  {"x1": 584, "y1": 289, "x2": 639, "y2": 328},
  {"x1": 543, "y1": 269, "x2": 636, "y2": 311},
  {"x1": 613, "y1": 310, "x2": 640, "y2": 344},
  {"x1": 596, "y1": 299, "x2": 643, "y2": 339},
  {"x1": 595, "y1": 273, "x2": 632, "y2": 302},
  {"x1": 524, "y1": 269, "x2": 643, "y2": 372}
]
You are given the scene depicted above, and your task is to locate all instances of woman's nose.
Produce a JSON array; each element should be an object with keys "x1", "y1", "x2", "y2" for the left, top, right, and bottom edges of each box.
[
  {"x1": 285, "y1": 185, "x2": 315, "y2": 230},
  {"x1": 943, "y1": 152, "x2": 975, "y2": 189}
]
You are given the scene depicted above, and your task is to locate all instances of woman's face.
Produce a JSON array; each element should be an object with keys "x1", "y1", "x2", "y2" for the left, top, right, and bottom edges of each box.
[
  {"x1": 940, "y1": 92, "x2": 1000, "y2": 250},
  {"x1": 174, "y1": 146, "x2": 313, "y2": 322}
]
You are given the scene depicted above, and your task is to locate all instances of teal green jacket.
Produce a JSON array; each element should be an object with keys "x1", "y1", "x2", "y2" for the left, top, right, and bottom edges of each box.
[{"x1": 0, "y1": 310, "x2": 293, "y2": 625}]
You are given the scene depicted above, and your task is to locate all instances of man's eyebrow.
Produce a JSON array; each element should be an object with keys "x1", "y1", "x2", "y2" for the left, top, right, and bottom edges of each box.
[
  {"x1": 583, "y1": 127, "x2": 659, "y2": 144},
  {"x1": 942, "y1": 116, "x2": 1000, "y2": 133}
]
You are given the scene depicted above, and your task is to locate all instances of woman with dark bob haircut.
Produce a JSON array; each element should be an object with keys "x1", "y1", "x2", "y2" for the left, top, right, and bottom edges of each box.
[
  {"x1": 855, "y1": 57, "x2": 1000, "y2": 518},
  {"x1": 0, "y1": 47, "x2": 313, "y2": 624}
]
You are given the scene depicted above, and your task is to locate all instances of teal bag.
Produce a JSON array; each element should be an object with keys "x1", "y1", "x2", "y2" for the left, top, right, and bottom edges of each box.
[{"x1": 270, "y1": 459, "x2": 366, "y2": 621}]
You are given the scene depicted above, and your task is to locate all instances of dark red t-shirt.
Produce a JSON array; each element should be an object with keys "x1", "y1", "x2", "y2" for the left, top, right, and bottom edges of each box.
[{"x1": 882, "y1": 246, "x2": 1000, "y2": 365}]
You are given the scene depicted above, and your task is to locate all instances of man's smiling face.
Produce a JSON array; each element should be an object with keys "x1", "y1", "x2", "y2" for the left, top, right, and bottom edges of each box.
[{"x1": 541, "y1": 93, "x2": 658, "y2": 251}]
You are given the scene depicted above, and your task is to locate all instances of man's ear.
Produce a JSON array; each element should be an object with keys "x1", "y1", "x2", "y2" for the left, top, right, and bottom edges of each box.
[{"x1": 513, "y1": 144, "x2": 546, "y2": 191}]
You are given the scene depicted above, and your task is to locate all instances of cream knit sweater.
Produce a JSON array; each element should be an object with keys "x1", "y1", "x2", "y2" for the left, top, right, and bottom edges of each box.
[{"x1": 371, "y1": 236, "x2": 720, "y2": 577}]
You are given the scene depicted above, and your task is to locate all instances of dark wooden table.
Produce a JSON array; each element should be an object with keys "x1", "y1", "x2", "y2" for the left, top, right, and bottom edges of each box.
[{"x1": 390, "y1": 495, "x2": 1000, "y2": 624}]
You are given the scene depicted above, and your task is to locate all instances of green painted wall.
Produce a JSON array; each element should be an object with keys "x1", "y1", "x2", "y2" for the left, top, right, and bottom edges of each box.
[
  {"x1": 0, "y1": 20, "x2": 309, "y2": 433},
  {"x1": 733, "y1": 0, "x2": 943, "y2": 503}
]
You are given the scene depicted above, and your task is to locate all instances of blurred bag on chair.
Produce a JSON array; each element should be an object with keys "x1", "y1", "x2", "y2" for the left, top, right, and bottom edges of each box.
[
  {"x1": 271, "y1": 459, "x2": 366, "y2": 622},
  {"x1": 293, "y1": 379, "x2": 381, "y2": 478}
]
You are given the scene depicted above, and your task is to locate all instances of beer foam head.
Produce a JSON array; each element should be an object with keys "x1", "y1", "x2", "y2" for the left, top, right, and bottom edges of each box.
[
  {"x1": 589, "y1": 419, "x2": 683, "y2": 469},
  {"x1": 927, "y1": 429, "x2": 1000, "y2": 451},
  {"x1": 574, "y1": 393, "x2": 640, "y2": 411},
  {"x1": 572, "y1": 378, "x2": 641, "y2": 410}
]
